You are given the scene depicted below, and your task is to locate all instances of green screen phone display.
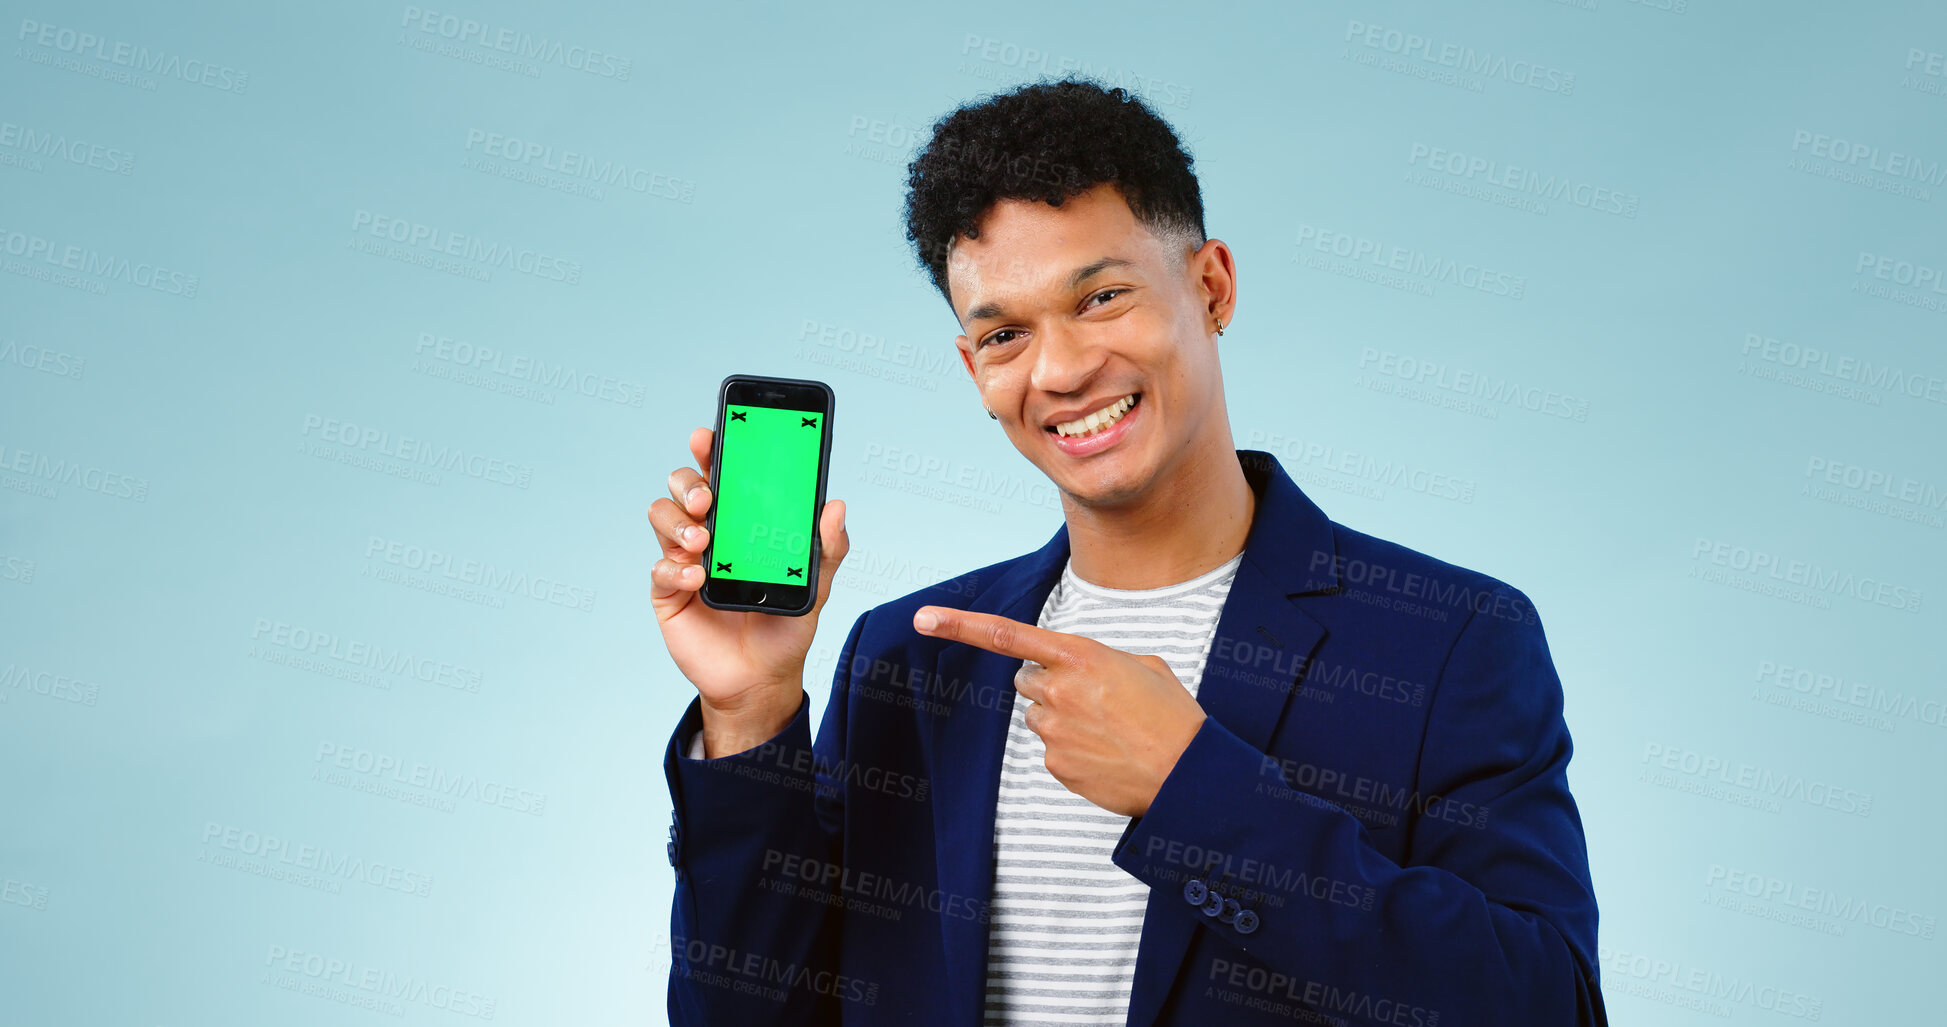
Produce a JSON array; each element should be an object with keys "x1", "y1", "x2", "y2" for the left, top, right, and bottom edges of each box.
[{"x1": 710, "y1": 403, "x2": 824, "y2": 587}]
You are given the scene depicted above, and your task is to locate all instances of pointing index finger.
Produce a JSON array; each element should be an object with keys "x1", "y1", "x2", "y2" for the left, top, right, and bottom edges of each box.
[{"x1": 914, "y1": 606, "x2": 1079, "y2": 668}]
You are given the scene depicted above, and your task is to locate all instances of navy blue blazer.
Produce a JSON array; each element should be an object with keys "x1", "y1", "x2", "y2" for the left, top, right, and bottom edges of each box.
[{"x1": 663, "y1": 449, "x2": 1605, "y2": 1026}]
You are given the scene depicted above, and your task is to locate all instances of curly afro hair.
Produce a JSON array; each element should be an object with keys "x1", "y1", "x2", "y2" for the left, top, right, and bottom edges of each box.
[{"x1": 902, "y1": 77, "x2": 1206, "y2": 308}]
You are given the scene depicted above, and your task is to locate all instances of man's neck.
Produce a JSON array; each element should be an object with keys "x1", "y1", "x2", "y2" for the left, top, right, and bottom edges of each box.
[{"x1": 1062, "y1": 445, "x2": 1256, "y2": 590}]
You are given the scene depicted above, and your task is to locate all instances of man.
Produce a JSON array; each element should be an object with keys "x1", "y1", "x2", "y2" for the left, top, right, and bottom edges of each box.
[{"x1": 649, "y1": 78, "x2": 1605, "y2": 1026}]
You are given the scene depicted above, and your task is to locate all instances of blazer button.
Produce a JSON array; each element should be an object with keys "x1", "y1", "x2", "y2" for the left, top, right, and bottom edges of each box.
[
  {"x1": 1218, "y1": 897, "x2": 1240, "y2": 924},
  {"x1": 1183, "y1": 879, "x2": 1208, "y2": 906},
  {"x1": 1234, "y1": 909, "x2": 1259, "y2": 934},
  {"x1": 667, "y1": 824, "x2": 680, "y2": 867},
  {"x1": 1201, "y1": 892, "x2": 1225, "y2": 918}
]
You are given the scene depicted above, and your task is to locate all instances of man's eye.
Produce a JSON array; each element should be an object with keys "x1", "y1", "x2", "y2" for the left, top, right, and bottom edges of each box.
[
  {"x1": 981, "y1": 329, "x2": 1020, "y2": 347},
  {"x1": 1088, "y1": 288, "x2": 1128, "y2": 307}
]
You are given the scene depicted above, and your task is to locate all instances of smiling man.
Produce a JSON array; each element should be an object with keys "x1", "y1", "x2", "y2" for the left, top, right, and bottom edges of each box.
[{"x1": 650, "y1": 78, "x2": 1606, "y2": 1026}]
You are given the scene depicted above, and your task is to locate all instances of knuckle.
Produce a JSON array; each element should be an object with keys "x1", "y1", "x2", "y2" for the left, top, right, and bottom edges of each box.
[
  {"x1": 653, "y1": 558, "x2": 693, "y2": 583},
  {"x1": 648, "y1": 501, "x2": 683, "y2": 538}
]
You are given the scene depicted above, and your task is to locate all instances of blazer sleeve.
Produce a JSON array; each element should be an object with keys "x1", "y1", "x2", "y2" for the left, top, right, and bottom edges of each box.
[
  {"x1": 1111, "y1": 586, "x2": 1607, "y2": 1027},
  {"x1": 664, "y1": 610, "x2": 871, "y2": 1026}
]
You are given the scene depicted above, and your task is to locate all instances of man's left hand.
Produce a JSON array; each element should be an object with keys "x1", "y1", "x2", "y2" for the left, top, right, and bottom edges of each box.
[{"x1": 913, "y1": 605, "x2": 1206, "y2": 817}]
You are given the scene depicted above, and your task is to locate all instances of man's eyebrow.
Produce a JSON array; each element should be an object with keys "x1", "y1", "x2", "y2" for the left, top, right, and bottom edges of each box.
[
  {"x1": 962, "y1": 257, "x2": 1137, "y2": 323},
  {"x1": 1065, "y1": 256, "x2": 1135, "y2": 291}
]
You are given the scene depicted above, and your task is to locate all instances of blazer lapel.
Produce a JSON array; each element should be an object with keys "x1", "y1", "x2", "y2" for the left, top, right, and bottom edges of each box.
[
  {"x1": 931, "y1": 524, "x2": 1070, "y2": 1027},
  {"x1": 1184, "y1": 448, "x2": 1339, "y2": 756},
  {"x1": 1122, "y1": 450, "x2": 1340, "y2": 1026}
]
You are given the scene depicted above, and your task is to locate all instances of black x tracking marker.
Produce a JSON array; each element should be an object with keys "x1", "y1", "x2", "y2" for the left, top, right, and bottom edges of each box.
[
  {"x1": 786, "y1": 567, "x2": 803, "y2": 577},
  {"x1": 801, "y1": 416, "x2": 817, "y2": 427},
  {"x1": 730, "y1": 410, "x2": 747, "y2": 422},
  {"x1": 715, "y1": 561, "x2": 731, "y2": 572}
]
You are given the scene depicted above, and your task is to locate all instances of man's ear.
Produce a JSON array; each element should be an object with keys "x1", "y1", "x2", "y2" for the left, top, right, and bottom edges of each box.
[
  {"x1": 955, "y1": 334, "x2": 977, "y2": 381},
  {"x1": 1189, "y1": 237, "x2": 1237, "y2": 327},
  {"x1": 954, "y1": 335, "x2": 988, "y2": 418}
]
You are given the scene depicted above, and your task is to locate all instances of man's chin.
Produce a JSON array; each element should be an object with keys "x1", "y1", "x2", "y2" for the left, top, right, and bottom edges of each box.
[{"x1": 1046, "y1": 460, "x2": 1155, "y2": 510}]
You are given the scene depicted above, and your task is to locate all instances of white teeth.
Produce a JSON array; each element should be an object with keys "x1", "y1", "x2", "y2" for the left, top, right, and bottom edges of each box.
[{"x1": 1055, "y1": 395, "x2": 1135, "y2": 437}]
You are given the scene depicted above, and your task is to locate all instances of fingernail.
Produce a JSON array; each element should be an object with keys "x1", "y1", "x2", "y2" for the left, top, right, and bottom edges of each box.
[
  {"x1": 687, "y1": 485, "x2": 707, "y2": 506},
  {"x1": 682, "y1": 526, "x2": 703, "y2": 546},
  {"x1": 914, "y1": 609, "x2": 938, "y2": 632}
]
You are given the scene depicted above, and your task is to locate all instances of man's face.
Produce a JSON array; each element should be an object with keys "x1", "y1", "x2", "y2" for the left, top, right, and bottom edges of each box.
[{"x1": 947, "y1": 182, "x2": 1234, "y2": 509}]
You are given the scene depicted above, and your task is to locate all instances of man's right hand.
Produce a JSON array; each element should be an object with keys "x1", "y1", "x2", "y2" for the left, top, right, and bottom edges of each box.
[{"x1": 649, "y1": 426, "x2": 850, "y2": 757}]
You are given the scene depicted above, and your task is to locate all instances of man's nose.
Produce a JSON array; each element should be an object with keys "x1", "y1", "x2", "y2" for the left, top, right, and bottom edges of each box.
[{"x1": 1028, "y1": 319, "x2": 1106, "y2": 396}]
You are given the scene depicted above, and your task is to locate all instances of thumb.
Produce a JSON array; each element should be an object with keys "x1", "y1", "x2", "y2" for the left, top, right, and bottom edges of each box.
[{"x1": 812, "y1": 499, "x2": 849, "y2": 610}]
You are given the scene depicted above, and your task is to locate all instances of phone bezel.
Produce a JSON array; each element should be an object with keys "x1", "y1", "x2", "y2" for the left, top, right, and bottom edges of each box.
[{"x1": 698, "y1": 373, "x2": 835, "y2": 617}]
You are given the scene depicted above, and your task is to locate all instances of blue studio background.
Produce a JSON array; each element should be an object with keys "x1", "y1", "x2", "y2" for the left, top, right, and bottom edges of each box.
[{"x1": 4, "y1": 1, "x2": 1942, "y2": 1023}]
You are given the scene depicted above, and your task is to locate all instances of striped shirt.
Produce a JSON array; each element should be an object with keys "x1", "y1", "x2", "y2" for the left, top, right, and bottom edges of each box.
[{"x1": 981, "y1": 552, "x2": 1244, "y2": 1025}]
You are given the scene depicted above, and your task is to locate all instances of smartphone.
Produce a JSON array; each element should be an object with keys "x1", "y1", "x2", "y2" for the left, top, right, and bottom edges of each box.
[{"x1": 699, "y1": 374, "x2": 836, "y2": 616}]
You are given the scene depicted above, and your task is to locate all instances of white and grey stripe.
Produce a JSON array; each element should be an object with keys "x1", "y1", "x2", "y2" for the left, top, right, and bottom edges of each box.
[{"x1": 982, "y1": 553, "x2": 1243, "y2": 1026}]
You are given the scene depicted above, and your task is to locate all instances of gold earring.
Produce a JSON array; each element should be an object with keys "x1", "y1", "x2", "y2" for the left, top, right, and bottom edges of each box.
[
  {"x1": 1215, "y1": 317, "x2": 1226, "y2": 336},
  {"x1": 986, "y1": 409, "x2": 998, "y2": 420}
]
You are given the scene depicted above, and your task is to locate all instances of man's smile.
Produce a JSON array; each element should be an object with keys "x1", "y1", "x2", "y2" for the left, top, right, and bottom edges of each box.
[
  {"x1": 1045, "y1": 392, "x2": 1142, "y2": 455},
  {"x1": 1045, "y1": 392, "x2": 1141, "y2": 437}
]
